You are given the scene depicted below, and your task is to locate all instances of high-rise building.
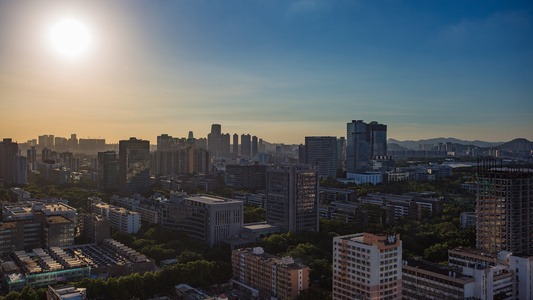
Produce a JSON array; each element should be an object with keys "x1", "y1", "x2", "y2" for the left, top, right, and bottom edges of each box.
[
  {"x1": 69, "y1": 134, "x2": 78, "y2": 150},
  {"x1": 98, "y1": 151, "x2": 119, "y2": 193},
  {"x1": 0, "y1": 138, "x2": 19, "y2": 185},
  {"x1": 251, "y1": 136, "x2": 258, "y2": 158},
  {"x1": 233, "y1": 133, "x2": 239, "y2": 155},
  {"x1": 27, "y1": 146, "x2": 37, "y2": 164},
  {"x1": 208, "y1": 124, "x2": 222, "y2": 157},
  {"x1": 118, "y1": 138, "x2": 150, "y2": 195},
  {"x1": 232, "y1": 247, "x2": 310, "y2": 299},
  {"x1": 221, "y1": 133, "x2": 231, "y2": 156},
  {"x1": 12, "y1": 155, "x2": 27, "y2": 185},
  {"x1": 266, "y1": 165, "x2": 319, "y2": 232},
  {"x1": 157, "y1": 134, "x2": 173, "y2": 151},
  {"x1": 241, "y1": 134, "x2": 251, "y2": 157},
  {"x1": 337, "y1": 137, "x2": 346, "y2": 173},
  {"x1": 38, "y1": 135, "x2": 54, "y2": 148},
  {"x1": 305, "y1": 136, "x2": 338, "y2": 178},
  {"x1": 333, "y1": 233, "x2": 402, "y2": 300},
  {"x1": 476, "y1": 164, "x2": 533, "y2": 255},
  {"x1": 346, "y1": 120, "x2": 387, "y2": 173}
]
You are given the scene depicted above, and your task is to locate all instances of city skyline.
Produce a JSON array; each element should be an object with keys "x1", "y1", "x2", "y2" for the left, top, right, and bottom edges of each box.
[{"x1": 1, "y1": 1, "x2": 532, "y2": 144}]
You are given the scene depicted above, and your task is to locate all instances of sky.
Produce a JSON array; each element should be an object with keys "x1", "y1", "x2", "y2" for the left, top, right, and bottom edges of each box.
[{"x1": 1, "y1": 0, "x2": 532, "y2": 145}]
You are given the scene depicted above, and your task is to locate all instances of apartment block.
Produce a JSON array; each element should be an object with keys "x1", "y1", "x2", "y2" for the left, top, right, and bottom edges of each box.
[
  {"x1": 232, "y1": 247, "x2": 309, "y2": 299},
  {"x1": 333, "y1": 233, "x2": 402, "y2": 300},
  {"x1": 89, "y1": 198, "x2": 140, "y2": 234},
  {"x1": 266, "y1": 165, "x2": 319, "y2": 232},
  {"x1": 476, "y1": 166, "x2": 533, "y2": 255}
]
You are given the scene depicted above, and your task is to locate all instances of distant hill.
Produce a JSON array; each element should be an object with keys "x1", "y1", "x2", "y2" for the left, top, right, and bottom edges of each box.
[
  {"x1": 388, "y1": 138, "x2": 505, "y2": 150},
  {"x1": 496, "y1": 138, "x2": 533, "y2": 151},
  {"x1": 388, "y1": 143, "x2": 409, "y2": 151}
]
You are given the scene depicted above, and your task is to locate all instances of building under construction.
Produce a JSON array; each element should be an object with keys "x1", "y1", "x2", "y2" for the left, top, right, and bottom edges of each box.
[{"x1": 476, "y1": 159, "x2": 533, "y2": 255}]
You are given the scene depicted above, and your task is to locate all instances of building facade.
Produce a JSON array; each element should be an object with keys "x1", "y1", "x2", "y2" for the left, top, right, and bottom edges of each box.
[
  {"x1": 332, "y1": 233, "x2": 402, "y2": 300},
  {"x1": 97, "y1": 151, "x2": 119, "y2": 193},
  {"x1": 232, "y1": 247, "x2": 309, "y2": 299},
  {"x1": 346, "y1": 120, "x2": 387, "y2": 173},
  {"x1": 476, "y1": 166, "x2": 533, "y2": 255},
  {"x1": 118, "y1": 137, "x2": 150, "y2": 195},
  {"x1": 266, "y1": 165, "x2": 319, "y2": 232},
  {"x1": 305, "y1": 136, "x2": 338, "y2": 178}
]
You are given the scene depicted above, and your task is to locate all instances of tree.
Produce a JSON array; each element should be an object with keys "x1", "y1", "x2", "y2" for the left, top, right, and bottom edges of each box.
[{"x1": 178, "y1": 250, "x2": 204, "y2": 263}]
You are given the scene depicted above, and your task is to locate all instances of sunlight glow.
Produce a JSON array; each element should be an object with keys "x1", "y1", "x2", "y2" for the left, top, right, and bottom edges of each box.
[{"x1": 49, "y1": 18, "x2": 91, "y2": 58}]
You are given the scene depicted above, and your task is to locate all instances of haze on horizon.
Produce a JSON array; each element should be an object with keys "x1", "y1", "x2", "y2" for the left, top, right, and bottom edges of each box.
[{"x1": 1, "y1": 0, "x2": 532, "y2": 145}]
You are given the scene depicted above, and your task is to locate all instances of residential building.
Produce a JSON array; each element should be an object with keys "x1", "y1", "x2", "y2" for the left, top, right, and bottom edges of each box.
[
  {"x1": 332, "y1": 233, "x2": 402, "y2": 300},
  {"x1": 232, "y1": 247, "x2": 309, "y2": 299},
  {"x1": 266, "y1": 165, "x2": 319, "y2": 232},
  {"x1": 241, "y1": 134, "x2": 251, "y2": 157},
  {"x1": 118, "y1": 137, "x2": 150, "y2": 195},
  {"x1": 89, "y1": 198, "x2": 140, "y2": 234},
  {"x1": 305, "y1": 136, "x2": 338, "y2": 178},
  {"x1": 251, "y1": 135, "x2": 258, "y2": 158},
  {"x1": 476, "y1": 165, "x2": 533, "y2": 255},
  {"x1": 233, "y1": 133, "x2": 239, "y2": 155},
  {"x1": 97, "y1": 151, "x2": 119, "y2": 193},
  {"x1": 80, "y1": 213, "x2": 111, "y2": 243},
  {"x1": 0, "y1": 138, "x2": 19, "y2": 185}
]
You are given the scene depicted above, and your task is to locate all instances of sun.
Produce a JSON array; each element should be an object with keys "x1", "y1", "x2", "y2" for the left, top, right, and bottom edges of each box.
[{"x1": 49, "y1": 18, "x2": 91, "y2": 58}]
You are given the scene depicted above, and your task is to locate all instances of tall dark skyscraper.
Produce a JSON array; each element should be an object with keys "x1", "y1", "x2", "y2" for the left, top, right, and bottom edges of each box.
[
  {"x1": 208, "y1": 124, "x2": 222, "y2": 157},
  {"x1": 476, "y1": 163, "x2": 533, "y2": 255},
  {"x1": 251, "y1": 136, "x2": 258, "y2": 158},
  {"x1": 157, "y1": 134, "x2": 173, "y2": 151},
  {"x1": 346, "y1": 120, "x2": 387, "y2": 173},
  {"x1": 266, "y1": 165, "x2": 319, "y2": 232},
  {"x1": 241, "y1": 134, "x2": 251, "y2": 157},
  {"x1": 221, "y1": 133, "x2": 231, "y2": 156},
  {"x1": 119, "y1": 138, "x2": 150, "y2": 195},
  {"x1": 0, "y1": 138, "x2": 19, "y2": 185},
  {"x1": 232, "y1": 133, "x2": 239, "y2": 155},
  {"x1": 98, "y1": 151, "x2": 119, "y2": 193},
  {"x1": 305, "y1": 136, "x2": 338, "y2": 178}
]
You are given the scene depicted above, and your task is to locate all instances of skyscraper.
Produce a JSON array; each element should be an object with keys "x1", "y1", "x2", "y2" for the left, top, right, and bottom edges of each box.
[
  {"x1": 305, "y1": 136, "x2": 338, "y2": 178},
  {"x1": 251, "y1": 136, "x2": 258, "y2": 158},
  {"x1": 0, "y1": 138, "x2": 19, "y2": 185},
  {"x1": 157, "y1": 134, "x2": 173, "y2": 151},
  {"x1": 98, "y1": 151, "x2": 119, "y2": 193},
  {"x1": 208, "y1": 124, "x2": 222, "y2": 157},
  {"x1": 266, "y1": 165, "x2": 319, "y2": 232},
  {"x1": 333, "y1": 233, "x2": 402, "y2": 300},
  {"x1": 118, "y1": 138, "x2": 150, "y2": 195},
  {"x1": 346, "y1": 120, "x2": 387, "y2": 173},
  {"x1": 476, "y1": 163, "x2": 533, "y2": 255},
  {"x1": 241, "y1": 134, "x2": 251, "y2": 157},
  {"x1": 221, "y1": 133, "x2": 231, "y2": 156},
  {"x1": 232, "y1": 133, "x2": 239, "y2": 155}
]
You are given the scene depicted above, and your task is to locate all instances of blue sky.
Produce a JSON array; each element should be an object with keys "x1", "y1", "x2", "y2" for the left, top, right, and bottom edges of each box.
[{"x1": 1, "y1": 0, "x2": 532, "y2": 143}]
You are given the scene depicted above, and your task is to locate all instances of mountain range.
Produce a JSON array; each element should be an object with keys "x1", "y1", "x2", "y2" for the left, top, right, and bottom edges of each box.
[{"x1": 387, "y1": 137, "x2": 530, "y2": 150}]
